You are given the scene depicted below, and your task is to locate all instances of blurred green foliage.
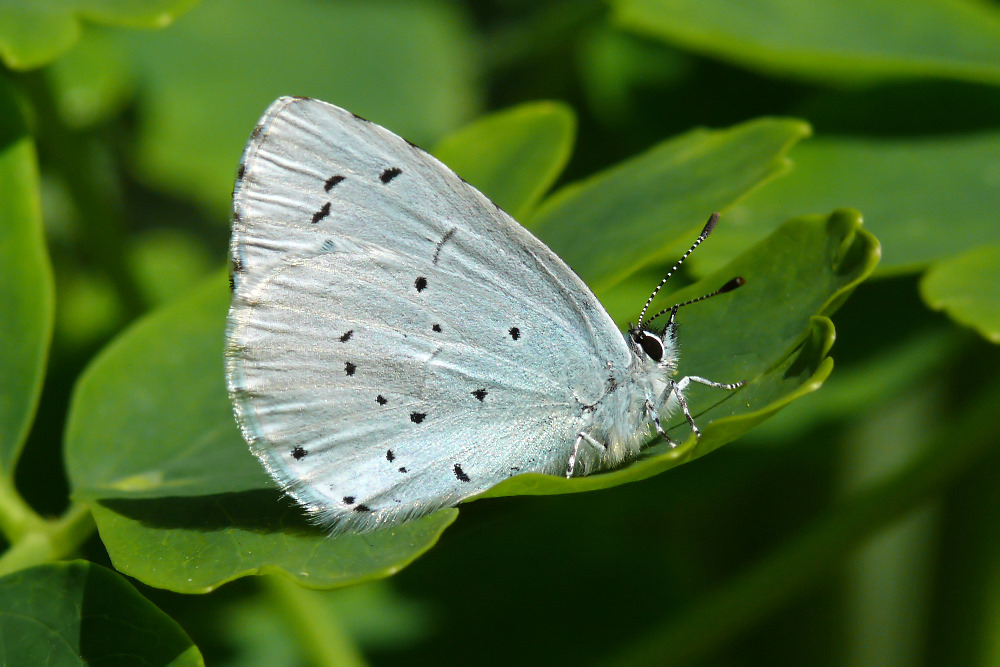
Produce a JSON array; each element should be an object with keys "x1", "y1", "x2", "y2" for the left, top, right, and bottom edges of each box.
[{"x1": 1, "y1": 1, "x2": 999, "y2": 665}]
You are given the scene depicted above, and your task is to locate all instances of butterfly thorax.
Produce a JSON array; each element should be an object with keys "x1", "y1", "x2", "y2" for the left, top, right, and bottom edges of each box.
[{"x1": 580, "y1": 324, "x2": 680, "y2": 469}]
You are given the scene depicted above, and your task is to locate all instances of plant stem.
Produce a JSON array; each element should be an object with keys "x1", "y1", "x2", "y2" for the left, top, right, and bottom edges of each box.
[
  {"x1": 0, "y1": 502, "x2": 95, "y2": 577},
  {"x1": 0, "y1": 477, "x2": 47, "y2": 542},
  {"x1": 264, "y1": 574, "x2": 369, "y2": 667},
  {"x1": 604, "y1": 380, "x2": 1000, "y2": 667}
]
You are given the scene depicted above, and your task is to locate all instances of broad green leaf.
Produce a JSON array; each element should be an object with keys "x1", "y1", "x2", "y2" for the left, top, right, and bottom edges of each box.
[
  {"x1": 612, "y1": 0, "x2": 1000, "y2": 86},
  {"x1": 479, "y1": 209, "x2": 880, "y2": 499},
  {"x1": 0, "y1": 77, "x2": 53, "y2": 480},
  {"x1": 433, "y1": 101, "x2": 575, "y2": 219},
  {"x1": 0, "y1": 0, "x2": 199, "y2": 70},
  {"x1": 66, "y1": 274, "x2": 265, "y2": 500},
  {"x1": 65, "y1": 274, "x2": 456, "y2": 592},
  {"x1": 0, "y1": 560, "x2": 203, "y2": 665},
  {"x1": 114, "y1": 0, "x2": 478, "y2": 213},
  {"x1": 527, "y1": 117, "x2": 810, "y2": 292},
  {"x1": 88, "y1": 500, "x2": 457, "y2": 594},
  {"x1": 695, "y1": 132, "x2": 1000, "y2": 277},
  {"x1": 920, "y1": 245, "x2": 1000, "y2": 343}
]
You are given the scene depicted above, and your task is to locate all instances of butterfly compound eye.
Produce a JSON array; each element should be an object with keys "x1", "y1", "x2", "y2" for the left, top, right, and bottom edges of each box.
[{"x1": 637, "y1": 331, "x2": 664, "y2": 362}]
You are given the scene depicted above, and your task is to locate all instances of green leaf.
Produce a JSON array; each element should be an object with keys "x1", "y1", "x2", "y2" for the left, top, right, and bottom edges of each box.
[
  {"x1": 920, "y1": 245, "x2": 1000, "y2": 344},
  {"x1": 612, "y1": 0, "x2": 1000, "y2": 85},
  {"x1": 695, "y1": 132, "x2": 1000, "y2": 277},
  {"x1": 0, "y1": 560, "x2": 203, "y2": 665},
  {"x1": 433, "y1": 101, "x2": 575, "y2": 219},
  {"x1": 478, "y1": 209, "x2": 880, "y2": 499},
  {"x1": 0, "y1": 0, "x2": 200, "y2": 70},
  {"x1": 114, "y1": 0, "x2": 479, "y2": 212},
  {"x1": 0, "y1": 76, "x2": 53, "y2": 481},
  {"x1": 65, "y1": 274, "x2": 456, "y2": 593},
  {"x1": 65, "y1": 275, "x2": 265, "y2": 500},
  {"x1": 527, "y1": 117, "x2": 810, "y2": 292},
  {"x1": 88, "y1": 500, "x2": 457, "y2": 594}
]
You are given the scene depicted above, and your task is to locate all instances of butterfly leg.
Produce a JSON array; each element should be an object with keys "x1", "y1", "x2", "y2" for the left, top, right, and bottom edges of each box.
[
  {"x1": 646, "y1": 399, "x2": 678, "y2": 448},
  {"x1": 566, "y1": 432, "x2": 607, "y2": 478},
  {"x1": 673, "y1": 376, "x2": 745, "y2": 436},
  {"x1": 680, "y1": 376, "x2": 746, "y2": 391},
  {"x1": 671, "y1": 382, "x2": 701, "y2": 436}
]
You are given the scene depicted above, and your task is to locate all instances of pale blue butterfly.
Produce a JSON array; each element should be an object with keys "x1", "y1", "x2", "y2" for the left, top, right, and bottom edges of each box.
[{"x1": 225, "y1": 97, "x2": 744, "y2": 533}]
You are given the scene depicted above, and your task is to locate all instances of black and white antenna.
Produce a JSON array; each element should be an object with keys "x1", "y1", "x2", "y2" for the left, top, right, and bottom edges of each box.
[
  {"x1": 646, "y1": 276, "x2": 745, "y2": 328},
  {"x1": 636, "y1": 212, "x2": 744, "y2": 328}
]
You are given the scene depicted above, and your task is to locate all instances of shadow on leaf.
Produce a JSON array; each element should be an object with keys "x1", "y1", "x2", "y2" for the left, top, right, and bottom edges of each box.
[{"x1": 97, "y1": 489, "x2": 323, "y2": 536}]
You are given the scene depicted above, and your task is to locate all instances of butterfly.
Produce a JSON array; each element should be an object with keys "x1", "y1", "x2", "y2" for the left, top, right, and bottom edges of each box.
[{"x1": 225, "y1": 97, "x2": 744, "y2": 533}]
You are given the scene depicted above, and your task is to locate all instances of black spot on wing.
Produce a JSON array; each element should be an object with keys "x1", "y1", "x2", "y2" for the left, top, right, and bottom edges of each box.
[
  {"x1": 410, "y1": 412, "x2": 426, "y2": 424},
  {"x1": 342, "y1": 496, "x2": 355, "y2": 505},
  {"x1": 509, "y1": 327, "x2": 521, "y2": 340},
  {"x1": 386, "y1": 449, "x2": 395, "y2": 462},
  {"x1": 291, "y1": 446, "x2": 307, "y2": 460},
  {"x1": 398, "y1": 467, "x2": 407, "y2": 473},
  {"x1": 472, "y1": 389, "x2": 487, "y2": 401},
  {"x1": 324, "y1": 175, "x2": 345, "y2": 191},
  {"x1": 345, "y1": 362, "x2": 356, "y2": 376},
  {"x1": 311, "y1": 201, "x2": 331, "y2": 224},
  {"x1": 432, "y1": 324, "x2": 442, "y2": 333},
  {"x1": 376, "y1": 395, "x2": 388, "y2": 405},
  {"x1": 453, "y1": 464, "x2": 470, "y2": 482},
  {"x1": 414, "y1": 276, "x2": 427, "y2": 292},
  {"x1": 339, "y1": 330, "x2": 353, "y2": 342},
  {"x1": 228, "y1": 274, "x2": 235, "y2": 293},
  {"x1": 354, "y1": 504, "x2": 371, "y2": 512},
  {"x1": 380, "y1": 167, "x2": 402, "y2": 183},
  {"x1": 237, "y1": 164, "x2": 245, "y2": 180}
]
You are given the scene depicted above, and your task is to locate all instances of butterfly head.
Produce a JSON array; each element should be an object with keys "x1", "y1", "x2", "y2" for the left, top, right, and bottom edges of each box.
[{"x1": 627, "y1": 320, "x2": 677, "y2": 365}]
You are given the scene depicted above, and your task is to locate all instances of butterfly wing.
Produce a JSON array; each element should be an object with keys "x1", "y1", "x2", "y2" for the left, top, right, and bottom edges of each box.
[{"x1": 226, "y1": 97, "x2": 631, "y2": 532}]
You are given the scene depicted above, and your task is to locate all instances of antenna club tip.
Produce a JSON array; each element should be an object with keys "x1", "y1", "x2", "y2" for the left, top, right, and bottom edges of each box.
[
  {"x1": 720, "y1": 276, "x2": 745, "y2": 293},
  {"x1": 702, "y1": 212, "x2": 720, "y2": 236}
]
